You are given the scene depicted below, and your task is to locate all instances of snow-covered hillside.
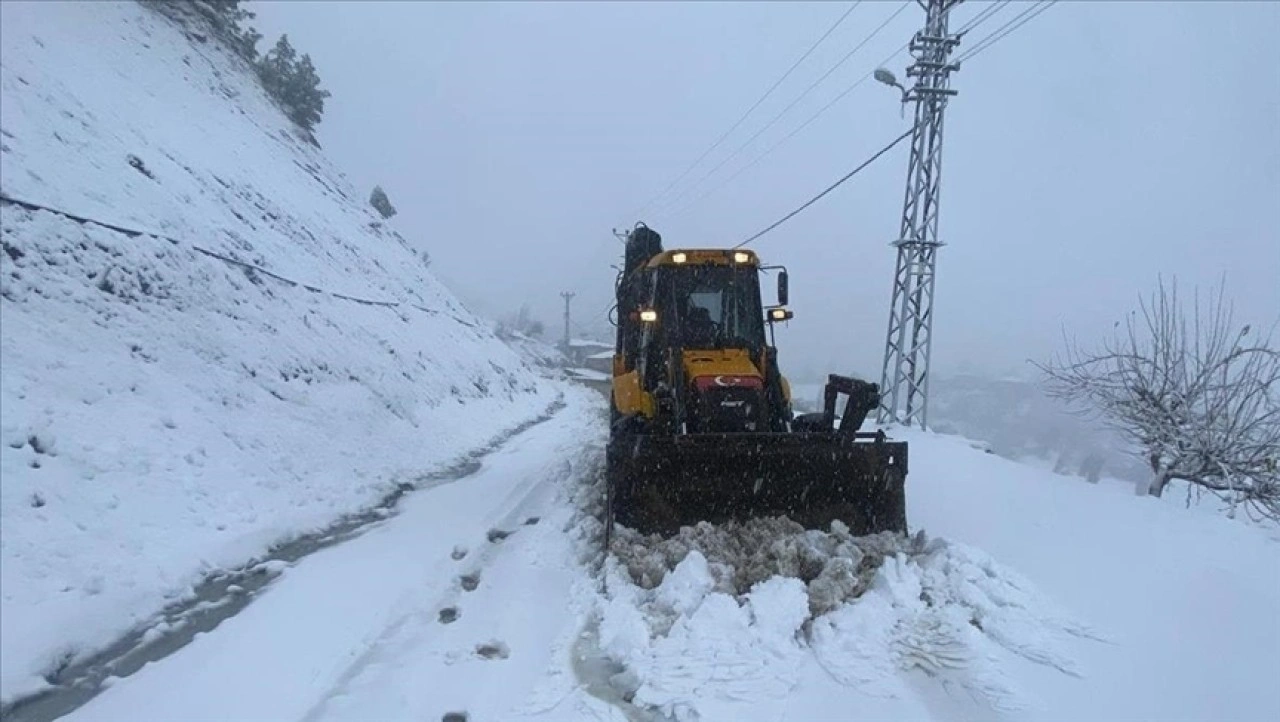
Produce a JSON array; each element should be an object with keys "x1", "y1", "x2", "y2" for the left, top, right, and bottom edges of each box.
[{"x1": 0, "y1": 0, "x2": 554, "y2": 702}]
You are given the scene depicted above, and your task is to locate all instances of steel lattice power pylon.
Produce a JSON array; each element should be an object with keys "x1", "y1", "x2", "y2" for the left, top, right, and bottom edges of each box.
[{"x1": 878, "y1": 0, "x2": 962, "y2": 428}]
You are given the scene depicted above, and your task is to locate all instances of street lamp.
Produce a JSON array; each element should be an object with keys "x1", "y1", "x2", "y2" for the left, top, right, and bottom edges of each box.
[{"x1": 874, "y1": 68, "x2": 909, "y2": 117}]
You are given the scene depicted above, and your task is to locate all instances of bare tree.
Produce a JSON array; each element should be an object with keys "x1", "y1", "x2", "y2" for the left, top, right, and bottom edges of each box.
[{"x1": 1038, "y1": 278, "x2": 1279, "y2": 520}]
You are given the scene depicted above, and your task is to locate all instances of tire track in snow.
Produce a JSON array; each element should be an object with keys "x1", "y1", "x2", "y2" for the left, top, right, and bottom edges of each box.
[
  {"x1": 47, "y1": 389, "x2": 605, "y2": 722},
  {"x1": 297, "y1": 441, "x2": 587, "y2": 722},
  {"x1": 2, "y1": 396, "x2": 565, "y2": 722}
]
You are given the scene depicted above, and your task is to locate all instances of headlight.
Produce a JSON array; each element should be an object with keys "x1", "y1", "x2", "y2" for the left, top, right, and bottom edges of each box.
[
  {"x1": 640, "y1": 309, "x2": 658, "y2": 322},
  {"x1": 733, "y1": 251, "x2": 751, "y2": 264},
  {"x1": 672, "y1": 252, "x2": 688, "y2": 264}
]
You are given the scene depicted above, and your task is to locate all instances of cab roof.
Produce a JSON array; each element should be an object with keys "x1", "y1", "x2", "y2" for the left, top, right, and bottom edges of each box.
[{"x1": 646, "y1": 249, "x2": 758, "y2": 268}]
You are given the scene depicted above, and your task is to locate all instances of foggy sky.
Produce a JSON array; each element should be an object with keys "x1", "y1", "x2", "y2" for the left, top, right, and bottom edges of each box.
[{"x1": 250, "y1": 1, "x2": 1279, "y2": 382}]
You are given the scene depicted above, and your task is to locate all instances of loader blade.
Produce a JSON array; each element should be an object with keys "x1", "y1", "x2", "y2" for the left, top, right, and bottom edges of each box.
[{"x1": 607, "y1": 432, "x2": 907, "y2": 536}]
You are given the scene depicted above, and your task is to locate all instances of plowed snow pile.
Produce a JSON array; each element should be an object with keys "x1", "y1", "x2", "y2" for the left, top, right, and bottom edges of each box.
[
  {"x1": 565, "y1": 472, "x2": 1100, "y2": 721},
  {"x1": 610, "y1": 519, "x2": 909, "y2": 615}
]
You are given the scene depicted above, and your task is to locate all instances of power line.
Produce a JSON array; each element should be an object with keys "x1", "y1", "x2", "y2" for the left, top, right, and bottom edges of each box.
[
  {"x1": 652, "y1": 1, "x2": 913, "y2": 219},
  {"x1": 956, "y1": 0, "x2": 1057, "y2": 63},
  {"x1": 720, "y1": 0, "x2": 1012, "y2": 218},
  {"x1": 958, "y1": 1, "x2": 1053, "y2": 63},
  {"x1": 955, "y1": 0, "x2": 1011, "y2": 36},
  {"x1": 664, "y1": 2, "x2": 1023, "y2": 225},
  {"x1": 654, "y1": 1, "x2": 910, "y2": 219},
  {"x1": 667, "y1": 41, "x2": 912, "y2": 221},
  {"x1": 733, "y1": 127, "x2": 914, "y2": 249},
  {"x1": 629, "y1": 2, "x2": 863, "y2": 219}
]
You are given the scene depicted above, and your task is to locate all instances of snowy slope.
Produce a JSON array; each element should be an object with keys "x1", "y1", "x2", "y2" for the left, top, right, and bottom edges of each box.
[
  {"x1": 901, "y1": 427, "x2": 1280, "y2": 722},
  {"x1": 498, "y1": 329, "x2": 570, "y2": 371},
  {"x1": 0, "y1": 0, "x2": 554, "y2": 702},
  {"x1": 46, "y1": 390, "x2": 1280, "y2": 722}
]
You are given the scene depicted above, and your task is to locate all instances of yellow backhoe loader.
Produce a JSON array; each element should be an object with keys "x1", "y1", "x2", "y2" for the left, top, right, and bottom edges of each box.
[{"x1": 606, "y1": 223, "x2": 908, "y2": 539}]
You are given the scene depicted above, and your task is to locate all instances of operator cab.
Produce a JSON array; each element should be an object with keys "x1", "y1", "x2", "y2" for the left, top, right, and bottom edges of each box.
[
  {"x1": 621, "y1": 249, "x2": 788, "y2": 433},
  {"x1": 661, "y1": 263, "x2": 766, "y2": 352}
]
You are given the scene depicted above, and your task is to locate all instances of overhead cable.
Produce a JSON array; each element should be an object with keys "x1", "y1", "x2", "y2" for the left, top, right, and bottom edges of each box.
[
  {"x1": 956, "y1": 0, "x2": 1058, "y2": 63},
  {"x1": 955, "y1": 0, "x2": 1011, "y2": 37},
  {"x1": 733, "y1": 127, "x2": 914, "y2": 249},
  {"x1": 667, "y1": 41, "x2": 912, "y2": 221},
  {"x1": 629, "y1": 2, "x2": 863, "y2": 219},
  {"x1": 653, "y1": 1, "x2": 913, "y2": 219}
]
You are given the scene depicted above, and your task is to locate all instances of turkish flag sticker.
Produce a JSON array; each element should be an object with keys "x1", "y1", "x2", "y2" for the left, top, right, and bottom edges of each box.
[{"x1": 694, "y1": 375, "x2": 763, "y2": 391}]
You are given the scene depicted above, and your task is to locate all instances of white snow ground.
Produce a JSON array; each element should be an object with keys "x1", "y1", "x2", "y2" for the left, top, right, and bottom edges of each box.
[
  {"x1": 898, "y1": 427, "x2": 1280, "y2": 722},
  {"x1": 3, "y1": 2, "x2": 1278, "y2": 720},
  {"x1": 57, "y1": 385, "x2": 607, "y2": 722},
  {"x1": 52, "y1": 387, "x2": 1280, "y2": 722},
  {"x1": 0, "y1": 0, "x2": 552, "y2": 702}
]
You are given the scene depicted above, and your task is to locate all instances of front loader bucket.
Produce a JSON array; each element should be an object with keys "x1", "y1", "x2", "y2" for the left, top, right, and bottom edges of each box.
[{"x1": 606, "y1": 432, "x2": 907, "y2": 537}]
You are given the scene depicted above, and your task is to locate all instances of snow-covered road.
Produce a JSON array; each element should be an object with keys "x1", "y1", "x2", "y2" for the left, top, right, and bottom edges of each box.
[{"x1": 57, "y1": 386, "x2": 609, "y2": 722}]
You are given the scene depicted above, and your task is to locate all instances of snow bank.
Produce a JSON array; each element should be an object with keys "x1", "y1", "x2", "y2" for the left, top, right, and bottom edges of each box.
[
  {"x1": 561, "y1": 451, "x2": 1093, "y2": 720},
  {"x1": 902, "y1": 426, "x2": 1280, "y2": 721},
  {"x1": 600, "y1": 551, "x2": 812, "y2": 722},
  {"x1": 0, "y1": 1, "x2": 551, "y2": 701},
  {"x1": 809, "y1": 540, "x2": 1099, "y2": 712},
  {"x1": 598, "y1": 518, "x2": 1097, "y2": 720},
  {"x1": 573, "y1": 420, "x2": 1279, "y2": 720}
]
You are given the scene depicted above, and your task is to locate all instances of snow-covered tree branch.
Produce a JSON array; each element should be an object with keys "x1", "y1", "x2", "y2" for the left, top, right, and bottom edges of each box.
[{"x1": 1038, "y1": 278, "x2": 1279, "y2": 520}]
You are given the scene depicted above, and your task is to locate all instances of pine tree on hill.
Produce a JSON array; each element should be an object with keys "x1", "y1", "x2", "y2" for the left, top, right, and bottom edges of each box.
[
  {"x1": 258, "y1": 34, "x2": 297, "y2": 101},
  {"x1": 283, "y1": 54, "x2": 330, "y2": 131}
]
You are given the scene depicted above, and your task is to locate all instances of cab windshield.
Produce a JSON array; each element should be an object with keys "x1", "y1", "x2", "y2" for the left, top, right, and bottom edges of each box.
[{"x1": 660, "y1": 265, "x2": 764, "y2": 349}]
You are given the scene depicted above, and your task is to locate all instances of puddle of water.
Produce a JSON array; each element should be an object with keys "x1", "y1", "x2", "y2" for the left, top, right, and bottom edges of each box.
[
  {"x1": 0, "y1": 399, "x2": 565, "y2": 722},
  {"x1": 570, "y1": 619, "x2": 657, "y2": 722}
]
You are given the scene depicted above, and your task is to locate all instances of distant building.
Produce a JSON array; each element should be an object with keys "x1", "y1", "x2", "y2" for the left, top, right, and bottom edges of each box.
[
  {"x1": 583, "y1": 349, "x2": 613, "y2": 374},
  {"x1": 560, "y1": 338, "x2": 612, "y2": 367}
]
